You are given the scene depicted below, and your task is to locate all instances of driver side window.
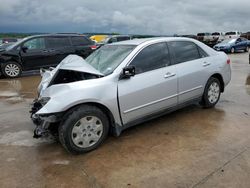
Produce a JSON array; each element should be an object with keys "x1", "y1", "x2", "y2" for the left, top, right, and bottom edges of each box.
[
  {"x1": 23, "y1": 38, "x2": 45, "y2": 50},
  {"x1": 130, "y1": 42, "x2": 170, "y2": 74}
]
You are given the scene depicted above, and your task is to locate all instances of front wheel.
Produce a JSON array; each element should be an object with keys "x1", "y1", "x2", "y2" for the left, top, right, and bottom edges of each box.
[
  {"x1": 59, "y1": 105, "x2": 109, "y2": 154},
  {"x1": 2, "y1": 62, "x2": 22, "y2": 78},
  {"x1": 200, "y1": 77, "x2": 221, "y2": 108},
  {"x1": 245, "y1": 46, "x2": 249, "y2": 52},
  {"x1": 230, "y1": 47, "x2": 235, "y2": 53}
]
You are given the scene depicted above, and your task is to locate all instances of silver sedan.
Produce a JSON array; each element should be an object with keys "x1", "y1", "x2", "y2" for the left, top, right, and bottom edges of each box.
[{"x1": 31, "y1": 37, "x2": 231, "y2": 154}]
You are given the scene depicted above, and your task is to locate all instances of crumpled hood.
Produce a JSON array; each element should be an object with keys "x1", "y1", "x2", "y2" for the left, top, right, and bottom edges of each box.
[
  {"x1": 57, "y1": 55, "x2": 103, "y2": 76},
  {"x1": 38, "y1": 55, "x2": 103, "y2": 96}
]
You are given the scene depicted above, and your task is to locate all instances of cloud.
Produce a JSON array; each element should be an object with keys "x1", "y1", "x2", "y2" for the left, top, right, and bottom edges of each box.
[{"x1": 0, "y1": 0, "x2": 249, "y2": 34}]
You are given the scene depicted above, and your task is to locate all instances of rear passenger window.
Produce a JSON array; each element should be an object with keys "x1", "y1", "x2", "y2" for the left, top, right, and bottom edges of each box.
[
  {"x1": 71, "y1": 36, "x2": 92, "y2": 46},
  {"x1": 130, "y1": 42, "x2": 170, "y2": 74},
  {"x1": 197, "y1": 46, "x2": 208, "y2": 58},
  {"x1": 46, "y1": 37, "x2": 71, "y2": 48},
  {"x1": 168, "y1": 41, "x2": 201, "y2": 64}
]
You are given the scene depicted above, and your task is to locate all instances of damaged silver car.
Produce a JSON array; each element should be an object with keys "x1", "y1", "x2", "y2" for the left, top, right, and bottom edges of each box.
[{"x1": 31, "y1": 37, "x2": 231, "y2": 154}]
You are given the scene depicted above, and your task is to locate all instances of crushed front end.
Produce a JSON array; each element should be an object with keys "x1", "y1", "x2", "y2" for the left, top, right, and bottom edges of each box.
[
  {"x1": 30, "y1": 98, "x2": 62, "y2": 138},
  {"x1": 30, "y1": 55, "x2": 104, "y2": 139}
]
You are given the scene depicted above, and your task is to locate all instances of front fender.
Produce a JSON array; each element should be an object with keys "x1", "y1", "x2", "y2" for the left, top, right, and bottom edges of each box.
[{"x1": 36, "y1": 80, "x2": 122, "y2": 125}]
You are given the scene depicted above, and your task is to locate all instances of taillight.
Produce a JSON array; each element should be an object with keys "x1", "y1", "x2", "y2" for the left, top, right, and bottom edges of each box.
[
  {"x1": 90, "y1": 45, "x2": 97, "y2": 50},
  {"x1": 227, "y1": 59, "x2": 230, "y2": 64}
]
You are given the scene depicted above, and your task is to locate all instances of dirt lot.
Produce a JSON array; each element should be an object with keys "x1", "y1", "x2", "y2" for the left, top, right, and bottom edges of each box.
[{"x1": 0, "y1": 53, "x2": 250, "y2": 188}]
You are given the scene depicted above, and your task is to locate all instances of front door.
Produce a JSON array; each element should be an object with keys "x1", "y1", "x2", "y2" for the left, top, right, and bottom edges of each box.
[
  {"x1": 118, "y1": 42, "x2": 178, "y2": 124},
  {"x1": 20, "y1": 37, "x2": 48, "y2": 70}
]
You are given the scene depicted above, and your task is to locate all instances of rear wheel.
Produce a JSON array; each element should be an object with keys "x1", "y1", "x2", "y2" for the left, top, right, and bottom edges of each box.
[
  {"x1": 2, "y1": 62, "x2": 22, "y2": 78},
  {"x1": 200, "y1": 77, "x2": 221, "y2": 108},
  {"x1": 59, "y1": 105, "x2": 109, "y2": 154}
]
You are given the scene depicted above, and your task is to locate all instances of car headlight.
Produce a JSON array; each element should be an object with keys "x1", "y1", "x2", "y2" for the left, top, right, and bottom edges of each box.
[{"x1": 38, "y1": 97, "x2": 51, "y2": 106}]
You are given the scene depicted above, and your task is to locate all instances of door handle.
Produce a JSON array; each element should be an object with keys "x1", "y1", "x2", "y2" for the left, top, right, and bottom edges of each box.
[
  {"x1": 203, "y1": 62, "x2": 211, "y2": 67},
  {"x1": 164, "y1": 72, "x2": 176, "y2": 79}
]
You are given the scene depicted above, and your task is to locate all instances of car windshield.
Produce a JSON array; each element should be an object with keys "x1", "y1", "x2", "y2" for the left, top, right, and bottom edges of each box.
[
  {"x1": 220, "y1": 39, "x2": 236, "y2": 44},
  {"x1": 86, "y1": 45, "x2": 135, "y2": 75}
]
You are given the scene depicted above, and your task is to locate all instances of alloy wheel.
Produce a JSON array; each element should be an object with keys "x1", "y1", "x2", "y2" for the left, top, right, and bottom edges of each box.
[{"x1": 4, "y1": 63, "x2": 20, "y2": 77}]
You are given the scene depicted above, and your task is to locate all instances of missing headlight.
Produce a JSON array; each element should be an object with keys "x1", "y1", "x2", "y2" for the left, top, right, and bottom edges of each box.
[{"x1": 49, "y1": 70, "x2": 101, "y2": 86}]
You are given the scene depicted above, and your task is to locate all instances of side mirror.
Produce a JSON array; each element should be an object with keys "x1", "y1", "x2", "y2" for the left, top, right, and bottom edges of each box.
[
  {"x1": 21, "y1": 46, "x2": 28, "y2": 52},
  {"x1": 120, "y1": 65, "x2": 136, "y2": 79}
]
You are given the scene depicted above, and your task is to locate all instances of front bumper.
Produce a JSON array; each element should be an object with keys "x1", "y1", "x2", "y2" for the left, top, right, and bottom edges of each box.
[{"x1": 30, "y1": 99, "x2": 62, "y2": 138}]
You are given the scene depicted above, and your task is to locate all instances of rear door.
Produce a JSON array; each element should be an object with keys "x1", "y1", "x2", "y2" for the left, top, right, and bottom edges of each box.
[
  {"x1": 70, "y1": 36, "x2": 95, "y2": 58},
  {"x1": 45, "y1": 36, "x2": 73, "y2": 66},
  {"x1": 168, "y1": 41, "x2": 210, "y2": 104},
  {"x1": 118, "y1": 42, "x2": 178, "y2": 124}
]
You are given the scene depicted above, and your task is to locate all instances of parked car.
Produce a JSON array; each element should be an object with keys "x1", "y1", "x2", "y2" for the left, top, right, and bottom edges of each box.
[
  {"x1": 0, "y1": 42, "x2": 15, "y2": 51},
  {"x1": 1, "y1": 38, "x2": 18, "y2": 44},
  {"x1": 100, "y1": 35, "x2": 132, "y2": 45},
  {"x1": 224, "y1": 31, "x2": 242, "y2": 39},
  {"x1": 197, "y1": 33, "x2": 214, "y2": 42},
  {"x1": 240, "y1": 32, "x2": 250, "y2": 40},
  {"x1": 212, "y1": 32, "x2": 225, "y2": 43},
  {"x1": 213, "y1": 37, "x2": 249, "y2": 53},
  {"x1": 0, "y1": 34, "x2": 97, "y2": 78},
  {"x1": 89, "y1": 35, "x2": 108, "y2": 43},
  {"x1": 30, "y1": 37, "x2": 231, "y2": 154}
]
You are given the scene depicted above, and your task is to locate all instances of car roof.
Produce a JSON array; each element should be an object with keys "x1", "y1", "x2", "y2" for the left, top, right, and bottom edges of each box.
[
  {"x1": 109, "y1": 37, "x2": 198, "y2": 46},
  {"x1": 24, "y1": 34, "x2": 87, "y2": 39}
]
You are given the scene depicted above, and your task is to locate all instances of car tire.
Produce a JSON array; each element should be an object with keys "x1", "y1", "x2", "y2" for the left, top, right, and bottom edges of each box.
[
  {"x1": 58, "y1": 105, "x2": 109, "y2": 154},
  {"x1": 245, "y1": 46, "x2": 249, "y2": 52},
  {"x1": 2, "y1": 62, "x2": 22, "y2": 78},
  {"x1": 200, "y1": 77, "x2": 221, "y2": 108},
  {"x1": 230, "y1": 47, "x2": 235, "y2": 53}
]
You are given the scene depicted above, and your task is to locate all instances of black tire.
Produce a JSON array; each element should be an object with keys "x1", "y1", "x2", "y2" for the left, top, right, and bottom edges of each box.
[
  {"x1": 59, "y1": 105, "x2": 109, "y2": 154},
  {"x1": 245, "y1": 46, "x2": 249, "y2": 52},
  {"x1": 200, "y1": 77, "x2": 221, "y2": 108},
  {"x1": 1, "y1": 61, "x2": 22, "y2": 78},
  {"x1": 230, "y1": 47, "x2": 235, "y2": 53}
]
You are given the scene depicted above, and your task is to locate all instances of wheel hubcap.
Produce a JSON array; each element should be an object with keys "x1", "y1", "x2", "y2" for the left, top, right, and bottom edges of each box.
[
  {"x1": 71, "y1": 116, "x2": 103, "y2": 148},
  {"x1": 208, "y1": 82, "x2": 220, "y2": 104},
  {"x1": 5, "y1": 64, "x2": 20, "y2": 77}
]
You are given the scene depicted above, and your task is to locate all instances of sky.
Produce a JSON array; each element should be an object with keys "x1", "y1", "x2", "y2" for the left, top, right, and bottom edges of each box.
[{"x1": 0, "y1": 0, "x2": 250, "y2": 35}]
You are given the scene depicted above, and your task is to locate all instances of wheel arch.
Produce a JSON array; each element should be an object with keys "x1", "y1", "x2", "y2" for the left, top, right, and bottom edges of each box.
[
  {"x1": 210, "y1": 73, "x2": 225, "y2": 92},
  {"x1": 63, "y1": 102, "x2": 117, "y2": 130}
]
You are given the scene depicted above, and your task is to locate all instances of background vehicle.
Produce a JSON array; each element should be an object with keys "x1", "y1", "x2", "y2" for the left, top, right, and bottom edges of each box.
[
  {"x1": 0, "y1": 34, "x2": 97, "y2": 78},
  {"x1": 1, "y1": 38, "x2": 18, "y2": 44},
  {"x1": 0, "y1": 42, "x2": 15, "y2": 51},
  {"x1": 225, "y1": 31, "x2": 242, "y2": 39},
  {"x1": 89, "y1": 35, "x2": 108, "y2": 43},
  {"x1": 31, "y1": 37, "x2": 231, "y2": 154},
  {"x1": 212, "y1": 32, "x2": 225, "y2": 43},
  {"x1": 197, "y1": 33, "x2": 217, "y2": 47},
  {"x1": 197, "y1": 33, "x2": 214, "y2": 42},
  {"x1": 241, "y1": 32, "x2": 250, "y2": 40},
  {"x1": 213, "y1": 37, "x2": 249, "y2": 53},
  {"x1": 98, "y1": 35, "x2": 132, "y2": 46}
]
